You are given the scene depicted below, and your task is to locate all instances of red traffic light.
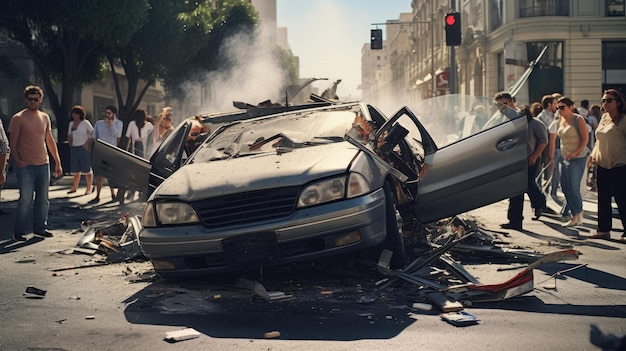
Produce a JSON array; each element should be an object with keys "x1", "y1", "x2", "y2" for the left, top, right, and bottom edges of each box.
[
  {"x1": 445, "y1": 12, "x2": 461, "y2": 46},
  {"x1": 445, "y1": 14, "x2": 456, "y2": 26}
]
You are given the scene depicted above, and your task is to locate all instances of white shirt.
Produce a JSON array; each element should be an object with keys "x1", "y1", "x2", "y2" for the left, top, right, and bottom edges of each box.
[
  {"x1": 68, "y1": 120, "x2": 94, "y2": 146},
  {"x1": 126, "y1": 121, "x2": 154, "y2": 147}
]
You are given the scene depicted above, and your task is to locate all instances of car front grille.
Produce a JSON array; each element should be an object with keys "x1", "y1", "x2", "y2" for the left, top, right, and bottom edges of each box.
[{"x1": 191, "y1": 186, "x2": 300, "y2": 227}]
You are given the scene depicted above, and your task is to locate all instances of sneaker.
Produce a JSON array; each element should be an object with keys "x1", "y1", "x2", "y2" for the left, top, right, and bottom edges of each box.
[
  {"x1": 13, "y1": 233, "x2": 28, "y2": 241},
  {"x1": 34, "y1": 230, "x2": 54, "y2": 238}
]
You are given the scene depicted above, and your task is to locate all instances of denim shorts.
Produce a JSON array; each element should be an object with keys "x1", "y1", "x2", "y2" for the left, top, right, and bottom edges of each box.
[{"x1": 70, "y1": 146, "x2": 92, "y2": 174}]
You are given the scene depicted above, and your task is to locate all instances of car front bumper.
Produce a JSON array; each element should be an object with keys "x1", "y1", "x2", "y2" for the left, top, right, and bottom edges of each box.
[{"x1": 138, "y1": 187, "x2": 387, "y2": 277}]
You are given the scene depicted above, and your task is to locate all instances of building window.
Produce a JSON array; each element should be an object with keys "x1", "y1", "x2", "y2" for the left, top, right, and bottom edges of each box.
[
  {"x1": 606, "y1": 0, "x2": 625, "y2": 16},
  {"x1": 519, "y1": 0, "x2": 569, "y2": 18},
  {"x1": 602, "y1": 41, "x2": 626, "y2": 93},
  {"x1": 464, "y1": 0, "x2": 484, "y2": 30},
  {"x1": 490, "y1": 0, "x2": 503, "y2": 30},
  {"x1": 527, "y1": 42, "x2": 564, "y2": 102},
  {"x1": 497, "y1": 51, "x2": 504, "y2": 91}
]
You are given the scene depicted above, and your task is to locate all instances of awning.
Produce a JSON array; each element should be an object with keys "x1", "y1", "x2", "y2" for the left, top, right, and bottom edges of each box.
[{"x1": 436, "y1": 69, "x2": 449, "y2": 89}]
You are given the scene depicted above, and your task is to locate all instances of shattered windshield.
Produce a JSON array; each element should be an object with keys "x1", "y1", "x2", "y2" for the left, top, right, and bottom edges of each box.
[
  {"x1": 190, "y1": 106, "x2": 368, "y2": 162},
  {"x1": 407, "y1": 94, "x2": 523, "y2": 149}
]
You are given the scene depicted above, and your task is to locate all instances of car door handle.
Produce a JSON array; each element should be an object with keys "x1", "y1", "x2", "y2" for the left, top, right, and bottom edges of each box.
[{"x1": 496, "y1": 137, "x2": 519, "y2": 151}]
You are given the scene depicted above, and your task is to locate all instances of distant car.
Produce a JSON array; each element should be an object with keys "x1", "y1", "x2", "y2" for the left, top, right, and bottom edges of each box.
[{"x1": 95, "y1": 93, "x2": 528, "y2": 278}]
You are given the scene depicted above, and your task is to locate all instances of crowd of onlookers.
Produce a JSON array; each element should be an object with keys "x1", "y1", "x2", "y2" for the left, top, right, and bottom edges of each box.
[
  {"x1": 1, "y1": 84, "x2": 624, "y2": 243},
  {"x1": 496, "y1": 89, "x2": 626, "y2": 241},
  {"x1": 0, "y1": 85, "x2": 176, "y2": 241}
]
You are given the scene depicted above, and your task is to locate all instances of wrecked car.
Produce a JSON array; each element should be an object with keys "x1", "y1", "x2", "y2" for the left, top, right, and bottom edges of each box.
[
  {"x1": 93, "y1": 100, "x2": 336, "y2": 196},
  {"x1": 99, "y1": 94, "x2": 527, "y2": 278}
]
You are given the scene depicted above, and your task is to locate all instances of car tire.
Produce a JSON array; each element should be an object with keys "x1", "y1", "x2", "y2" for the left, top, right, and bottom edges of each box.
[{"x1": 381, "y1": 180, "x2": 408, "y2": 269}]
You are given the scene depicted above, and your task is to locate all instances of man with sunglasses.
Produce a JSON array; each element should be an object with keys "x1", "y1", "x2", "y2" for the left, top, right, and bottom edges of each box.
[
  {"x1": 89, "y1": 105, "x2": 122, "y2": 204},
  {"x1": 7, "y1": 85, "x2": 63, "y2": 241},
  {"x1": 494, "y1": 92, "x2": 547, "y2": 230}
]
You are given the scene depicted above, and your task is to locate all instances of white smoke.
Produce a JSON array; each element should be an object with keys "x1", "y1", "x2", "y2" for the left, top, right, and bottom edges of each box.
[{"x1": 177, "y1": 26, "x2": 287, "y2": 117}]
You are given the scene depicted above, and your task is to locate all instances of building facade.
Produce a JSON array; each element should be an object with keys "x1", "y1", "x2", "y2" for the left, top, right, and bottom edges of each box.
[{"x1": 363, "y1": 0, "x2": 626, "y2": 108}]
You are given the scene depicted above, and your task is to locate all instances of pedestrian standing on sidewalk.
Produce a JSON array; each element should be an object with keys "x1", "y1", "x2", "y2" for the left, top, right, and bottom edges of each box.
[
  {"x1": 500, "y1": 103, "x2": 548, "y2": 230},
  {"x1": 538, "y1": 95, "x2": 560, "y2": 196},
  {"x1": 118, "y1": 109, "x2": 152, "y2": 203},
  {"x1": 67, "y1": 105, "x2": 94, "y2": 195},
  {"x1": 8, "y1": 85, "x2": 63, "y2": 241},
  {"x1": 146, "y1": 106, "x2": 174, "y2": 159},
  {"x1": 588, "y1": 89, "x2": 626, "y2": 240},
  {"x1": 551, "y1": 97, "x2": 589, "y2": 227},
  {"x1": 0, "y1": 118, "x2": 10, "y2": 215},
  {"x1": 89, "y1": 105, "x2": 122, "y2": 204}
]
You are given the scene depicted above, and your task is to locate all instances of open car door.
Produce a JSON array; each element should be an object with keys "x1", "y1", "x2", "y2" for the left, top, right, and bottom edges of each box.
[
  {"x1": 92, "y1": 140, "x2": 151, "y2": 196},
  {"x1": 147, "y1": 120, "x2": 194, "y2": 194},
  {"x1": 377, "y1": 96, "x2": 528, "y2": 224}
]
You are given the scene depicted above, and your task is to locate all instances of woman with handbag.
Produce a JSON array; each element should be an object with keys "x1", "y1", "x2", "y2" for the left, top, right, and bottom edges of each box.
[
  {"x1": 588, "y1": 89, "x2": 626, "y2": 240},
  {"x1": 551, "y1": 97, "x2": 589, "y2": 227}
]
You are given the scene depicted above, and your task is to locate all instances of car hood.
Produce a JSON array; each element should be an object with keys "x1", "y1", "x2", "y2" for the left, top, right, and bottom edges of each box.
[{"x1": 154, "y1": 142, "x2": 360, "y2": 202}]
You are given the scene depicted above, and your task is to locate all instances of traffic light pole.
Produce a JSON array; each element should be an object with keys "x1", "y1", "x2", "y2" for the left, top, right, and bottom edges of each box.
[
  {"x1": 449, "y1": 0, "x2": 457, "y2": 94},
  {"x1": 371, "y1": 19, "x2": 435, "y2": 98}
]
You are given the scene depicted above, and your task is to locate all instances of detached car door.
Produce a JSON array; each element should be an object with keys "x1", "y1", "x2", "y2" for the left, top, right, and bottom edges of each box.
[{"x1": 379, "y1": 98, "x2": 527, "y2": 224}]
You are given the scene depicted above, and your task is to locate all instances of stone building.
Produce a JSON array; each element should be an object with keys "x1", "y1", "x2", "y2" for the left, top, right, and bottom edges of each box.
[{"x1": 364, "y1": 0, "x2": 626, "y2": 107}]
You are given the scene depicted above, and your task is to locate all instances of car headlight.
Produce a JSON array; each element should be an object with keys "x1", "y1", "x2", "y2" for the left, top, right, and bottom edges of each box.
[
  {"x1": 143, "y1": 201, "x2": 200, "y2": 226},
  {"x1": 297, "y1": 173, "x2": 371, "y2": 208}
]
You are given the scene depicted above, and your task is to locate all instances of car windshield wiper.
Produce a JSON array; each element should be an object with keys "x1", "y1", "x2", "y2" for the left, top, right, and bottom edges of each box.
[{"x1": 248, "y1": 133, "x2": 294, "y2": 151}]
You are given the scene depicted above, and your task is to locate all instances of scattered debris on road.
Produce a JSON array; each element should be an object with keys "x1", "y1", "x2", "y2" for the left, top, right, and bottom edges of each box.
[
  {"x1": 164, "y1": 328, "x2": 201, "y2": 342},
  {"x1": 440, "y1": 311, "x2": 480, "y2": 327},
  {"x1": 23, "y1": 286, "x2": 47, "y2": 299}
]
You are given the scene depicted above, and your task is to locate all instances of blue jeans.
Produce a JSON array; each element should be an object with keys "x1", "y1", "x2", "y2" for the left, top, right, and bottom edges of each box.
[
  {"x1": 550, "y1": 150, "x2": 562, "y2": 196},
  {"x1": 14, "y1": 164, "x2": 50, "y2": 235},
  {"x1": 561, "y1": 156, "x2": 587, "y2": 216}
]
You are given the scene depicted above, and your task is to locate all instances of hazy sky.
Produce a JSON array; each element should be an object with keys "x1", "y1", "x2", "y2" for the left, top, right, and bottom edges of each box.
[{"x1": 277, "y1": 0, "x2": 412, "y2": 100}]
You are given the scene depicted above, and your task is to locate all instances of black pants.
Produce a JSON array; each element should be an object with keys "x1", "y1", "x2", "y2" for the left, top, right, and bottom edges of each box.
[
  {"x1": 596, "y1": 165, "x2": 626, "y2": 233},
  {"x1": 507, "y1": 158, "x2": 546, "y2": 226}
]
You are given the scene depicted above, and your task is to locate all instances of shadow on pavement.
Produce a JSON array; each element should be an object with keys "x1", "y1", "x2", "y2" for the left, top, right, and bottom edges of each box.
[{"x1": 122, "y1": 266, "x2": 420, "y2": 341}]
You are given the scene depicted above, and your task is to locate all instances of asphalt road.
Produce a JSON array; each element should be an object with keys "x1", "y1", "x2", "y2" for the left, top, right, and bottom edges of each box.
[{"x1": 1, "y1": 170, "x2": 625, "y2": 351}]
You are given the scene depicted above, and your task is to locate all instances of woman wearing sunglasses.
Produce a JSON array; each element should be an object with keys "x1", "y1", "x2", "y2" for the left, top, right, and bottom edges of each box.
[
  {"x1": 588, "y1": 89, "x2": 626, "y2": 240},
  {"x1": 552, "y1": 97, "x2": 589, "y2": 227}
]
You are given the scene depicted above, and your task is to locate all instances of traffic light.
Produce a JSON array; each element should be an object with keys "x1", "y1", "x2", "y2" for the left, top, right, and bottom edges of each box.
[
  {"x1": 371, "y1": 29, "x2": 383, "y2": 50},
  {"x1": 445, "y1": 12, "x2": 462, "y2": 46}
]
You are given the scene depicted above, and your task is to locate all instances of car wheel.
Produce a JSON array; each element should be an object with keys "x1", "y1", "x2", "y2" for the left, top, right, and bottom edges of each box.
[{"x1": 381, "y1": 181, "x2": 407, "y2": 269}]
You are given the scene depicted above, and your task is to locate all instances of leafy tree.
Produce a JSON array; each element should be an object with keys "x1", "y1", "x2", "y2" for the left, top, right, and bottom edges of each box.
[
  {"x1": 106, "y1": 0, "x2": 259, "y2": 128},
  {"x1": 0, "y1": 0, "x2": 148, "y2": 143}
]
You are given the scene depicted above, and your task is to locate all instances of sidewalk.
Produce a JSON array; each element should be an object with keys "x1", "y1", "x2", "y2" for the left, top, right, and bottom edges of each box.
[{"x1": 0, "y1": 169, "x2": 144, "y2": 239}]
